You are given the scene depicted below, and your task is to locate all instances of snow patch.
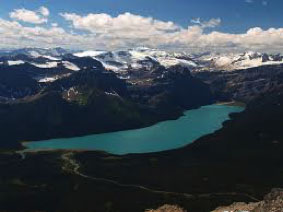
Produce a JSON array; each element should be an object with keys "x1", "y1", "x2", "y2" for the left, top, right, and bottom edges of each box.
[
  {"x1": 105, "y1": 91, "x2": 120, "y2": 97},
  {"x1": 42, "y1": 55, "x2": 61, "y2": 61},
  {"x1": 62, "y1": 61, "x2": 80, "y2": 71},
  {"x1": 74, "y1": 50, "x2": 106, "y2": 58},
  {"x1": 158, "y1": 58, "x2": 197, "y2": 68},
  {"x1": 7, "y1": 60, "x2": 25, "y2": 66},
  {"x1": 31, "y1": 62, "x2": 58, "y2": 69},
  {"x1": 38, "y1": 76, "x2": 58, "y2": 83}
]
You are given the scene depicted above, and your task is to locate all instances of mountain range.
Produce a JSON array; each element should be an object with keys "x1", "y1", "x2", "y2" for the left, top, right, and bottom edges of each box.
[
  {"x1": 2, "y1": 47, "x2": 283, "y2": 81},
  {"x1": 1, "y1": 47, "x2": 283, "y2": 100}
]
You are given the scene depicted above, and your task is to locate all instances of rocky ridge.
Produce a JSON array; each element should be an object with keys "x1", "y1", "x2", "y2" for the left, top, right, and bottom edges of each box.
[{"x1": 213, "y1": 188, "x2": 283, "y2": 212}]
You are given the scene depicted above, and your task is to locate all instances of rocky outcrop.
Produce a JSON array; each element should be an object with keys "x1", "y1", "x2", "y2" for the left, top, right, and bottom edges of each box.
[
  {"x1": 146, "y1": 205, "x2": 187, "y2": 212},
  {"x1": 212, "y1": 202, "x2": 260, "y2": 212},
  {"x1": 149, "y1": 189, "x2": 283, "y2": 212},
  {"x1": 252, "y1": 188, "x2": 283, "y2": 212},
  {"x1": 194, "y1": 64, "x2": 283, "y2": 102},
  {"x1": 212, "y1": 189, "x2": 283, "y2": 212}
]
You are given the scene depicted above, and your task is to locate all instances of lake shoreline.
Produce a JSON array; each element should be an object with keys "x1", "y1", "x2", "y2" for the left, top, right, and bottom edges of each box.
[
  {"x1": 215, "y1": 101, "x2": 246, "y2": 107},
  {"x1": 21, "y1": 104, "x2": 244, "y2": 155}
]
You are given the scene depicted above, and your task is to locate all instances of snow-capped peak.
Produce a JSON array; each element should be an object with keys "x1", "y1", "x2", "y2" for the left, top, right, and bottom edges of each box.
[
  {"x1": 199, "y1": 51, "x2": 283, "y2": 71},
  {"x1": 73, "y1": 48, "x2": 198, "y2": 72}
]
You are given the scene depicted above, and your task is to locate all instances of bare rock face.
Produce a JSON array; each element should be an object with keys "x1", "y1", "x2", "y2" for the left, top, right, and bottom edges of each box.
[
  {"x1": 146, "y1": 189, "x2": 283, "y2": 212},
  {"x1": 212, "y1": 202, "x2": 260, "y2": 212},
  {"x1": 146, "y1": 205, "x2": 187, "y2": 212},
  {"x1": 252, "y1": 188, "x2": 283, "y2": 212},
  {"x1": 212, "y1": 188, "x2": 283, "y2": 212},
  {"x1": 193, "y1": 64, "x2": 283, "y2": 103}
]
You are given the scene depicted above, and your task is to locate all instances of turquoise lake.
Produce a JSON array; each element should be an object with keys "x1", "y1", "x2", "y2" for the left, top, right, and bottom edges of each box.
[{"x1": 23, "y1": 105, "x2": 243, "y2": 155}]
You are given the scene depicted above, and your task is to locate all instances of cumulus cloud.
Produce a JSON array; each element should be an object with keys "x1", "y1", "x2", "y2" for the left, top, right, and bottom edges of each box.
[
  {"x1": 0, "y1": 18, "x2": 94, "y2": 49},
  {"x1": 60, "y1": 12, "x2": 180, "y2": 36},
  {"x1": 1, "y1": 9, "x2": 283, "y2": 53},
  {"x1": 9, "y1": 7, "x2": 49, "y2": 24}
]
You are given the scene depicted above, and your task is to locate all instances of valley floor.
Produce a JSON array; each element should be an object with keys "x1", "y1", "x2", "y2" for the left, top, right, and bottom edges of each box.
[{"x1": 0, "y1": 92, "x2": 282, "y2": 212}]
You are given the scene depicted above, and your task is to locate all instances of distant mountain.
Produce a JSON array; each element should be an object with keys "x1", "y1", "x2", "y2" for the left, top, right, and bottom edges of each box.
[
  {"x1": 74, "y1": 48, "x2": 283, "y2": 72},
  {"x1": 0, "y1": 47, "x2": 70, "y2": 58},
  {"x1": 73, "y1": 47, "x2": 199, "y2": 74},
  {"x1": 0, "y1": 47, "x2": 203, "y2": 100},
  {"x1": 1, "y1": 47, "x2": 283, "y2": 81},
  {"x1": 0, "y1": 47, "x2": 283, "y2": 103},
  {"x1": 199, "y1": 51, "x2": 283, "y2": 71}
]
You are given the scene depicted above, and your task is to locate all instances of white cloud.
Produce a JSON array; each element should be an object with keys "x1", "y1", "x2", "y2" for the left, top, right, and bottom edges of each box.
[
  {"x1": 60, "y1": 12, "x2": 180, "y2": 37},
  {"x1": 1, "y1": 10, "x2": 283, "y2": 53},
  {"x1": 191, "y1": 18, "x2": 221, "y2": 28},
  {"x1": 9, "y1": 7, "x2": 49, "y2": 24},
  {"x1": 38, "y1": 7, "x2": 50, "y2": 17},
  {"x1": 51, "y1": 23, "x2": 58, "y2": 27},
  {"x1": 245, "y1": 0, "x2": 254, "y2": 3},
  {"x1": 0, "y1": 18, "x2": 91, "y2": 49}
]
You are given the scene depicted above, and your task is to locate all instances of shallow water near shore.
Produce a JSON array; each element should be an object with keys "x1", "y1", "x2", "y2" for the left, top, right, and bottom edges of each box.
[{"x1": 23, "y1": 105, "x2": 244, "y2": 155}]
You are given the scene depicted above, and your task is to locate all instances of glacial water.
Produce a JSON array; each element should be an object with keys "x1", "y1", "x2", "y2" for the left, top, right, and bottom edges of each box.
[{"x1": 23, "y1": 105, "x2": 243, "y2": 155}]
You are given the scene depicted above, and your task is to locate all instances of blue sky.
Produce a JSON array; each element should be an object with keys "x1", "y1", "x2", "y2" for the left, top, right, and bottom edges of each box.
[
  {"x1": 0, "y1": 0, "x2": 283, "y2": 52},
  {"x1": 0, "y1": 0, "x2": 282, "y2": 33}
]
